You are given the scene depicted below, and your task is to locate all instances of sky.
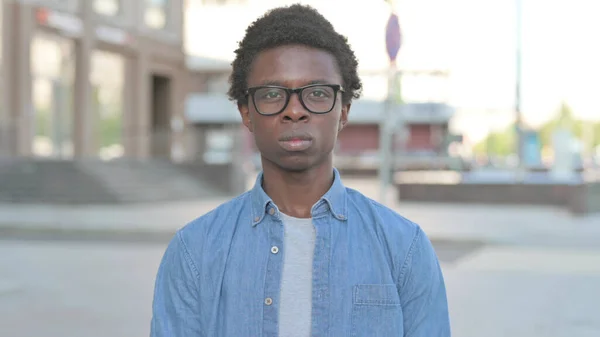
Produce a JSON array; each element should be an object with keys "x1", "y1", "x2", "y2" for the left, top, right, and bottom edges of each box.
[{"x1": 185, "y1": 0, "x2": 600, "y2": 143}]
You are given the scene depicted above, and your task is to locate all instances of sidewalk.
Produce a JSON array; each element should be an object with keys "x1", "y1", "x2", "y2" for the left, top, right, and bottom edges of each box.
[{"x1": 1, "y1": 178, "x2": 599, "y2": 247}]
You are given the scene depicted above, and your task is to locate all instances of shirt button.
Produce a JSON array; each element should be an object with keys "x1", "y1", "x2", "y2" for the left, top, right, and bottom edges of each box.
[
  {"x1": 264, "y1": 297, "x2": 273, "y2": 306},
  {"x1": 271, "y1": 246, "x2": 279, "y2": 254},
  {"x1": 337, "y1": 214, "x2": 345, "y2": 220},
  {"x1": 254, "y1": 216, "x2": 260, "y2": 222},
  {"x1": 269, "y1": 208, "x2": 275, "y2": 215}
]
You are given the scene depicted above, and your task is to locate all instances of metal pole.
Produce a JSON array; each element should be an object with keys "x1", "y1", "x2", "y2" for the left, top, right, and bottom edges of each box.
[
  {"x1": 515, "y1": 0, "x2": 524, "y2": 178},
  {"x1": 379, "y1": 62, "x2": 396, "y2": 203},
  {"x1": 583, "y1": 121, "x2": 593, "y2": 165},
  {"x1": 381, "y1": 0, "x2": 401, "y2": 204},
  {"x1": 230, "y1": 124, "x2": 247, "y2": 195}
]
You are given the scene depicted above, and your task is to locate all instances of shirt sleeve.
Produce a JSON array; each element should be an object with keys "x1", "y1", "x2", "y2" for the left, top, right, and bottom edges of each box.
[
  {"x1": 398, "y1": 226, "x2": 451, "y2": 337},
  {"x1": 150, "y1": 231, "x2": 203, "y2": 337}
]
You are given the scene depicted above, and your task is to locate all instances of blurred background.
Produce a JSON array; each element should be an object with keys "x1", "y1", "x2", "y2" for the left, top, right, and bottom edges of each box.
[{"x1": 0, "y1": 0, "x2": 599, "y2": 336}]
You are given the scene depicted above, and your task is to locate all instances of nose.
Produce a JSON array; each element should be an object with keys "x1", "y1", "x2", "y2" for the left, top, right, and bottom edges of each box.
[{"x1": 281, "y1": 92, "x2": 310, "y2": 122}]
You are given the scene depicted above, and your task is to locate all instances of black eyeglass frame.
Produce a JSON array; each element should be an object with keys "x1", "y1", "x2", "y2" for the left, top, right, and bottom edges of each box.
[{"x1": 244, "y1": 84, "x2": 345, "y2": 116}]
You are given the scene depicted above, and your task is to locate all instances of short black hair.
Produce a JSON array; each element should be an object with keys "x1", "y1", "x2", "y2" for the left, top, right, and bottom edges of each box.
[{"x1": 228, "y1": 4, "x2": 362, "y2": 106}]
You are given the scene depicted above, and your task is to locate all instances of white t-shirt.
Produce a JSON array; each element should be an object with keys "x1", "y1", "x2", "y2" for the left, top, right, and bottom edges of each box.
[{"x1": 278, "y1": 212, "x2": 316, "y2": 337}]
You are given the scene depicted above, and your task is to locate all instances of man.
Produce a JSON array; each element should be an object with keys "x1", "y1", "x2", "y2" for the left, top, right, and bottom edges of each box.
[{"x1": 151, "y1": 4, "x2": 450, "y2": 337}]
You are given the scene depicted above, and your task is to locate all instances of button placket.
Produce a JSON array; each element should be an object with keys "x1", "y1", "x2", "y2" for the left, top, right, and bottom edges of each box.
[{"x1": 262, "y1": 215, "x2": 284, "y2": 334}]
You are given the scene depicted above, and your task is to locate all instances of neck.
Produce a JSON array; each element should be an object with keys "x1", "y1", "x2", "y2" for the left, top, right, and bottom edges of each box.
[{"x1": 261, "y1": 159, "x2": 334, "y2": 219}]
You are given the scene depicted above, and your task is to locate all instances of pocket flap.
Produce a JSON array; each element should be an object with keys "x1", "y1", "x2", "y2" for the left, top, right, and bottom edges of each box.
[{"x1": 353, "y1": 284, "x2": 401, "y2": 306}]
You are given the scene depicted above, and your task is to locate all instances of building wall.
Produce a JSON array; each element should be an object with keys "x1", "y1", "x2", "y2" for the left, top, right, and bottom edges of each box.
[
  {"x1": 406, "y1": 125, "x2": 433, "y2": 151},
  {"x1": 0, "y1": 0, "x2": 191, "y2": 160},
  {"x1": 337, "y1": 124, "x2": 446, "y2": 155},
  {"x1": 337, "y1": 125, "x2": 379, "y2": 154}
]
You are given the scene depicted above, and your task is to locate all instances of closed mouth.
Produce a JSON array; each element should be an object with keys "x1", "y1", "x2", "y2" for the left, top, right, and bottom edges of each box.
[{"x1": 278, "y1": 132, "x2": 313, "y2": 142}]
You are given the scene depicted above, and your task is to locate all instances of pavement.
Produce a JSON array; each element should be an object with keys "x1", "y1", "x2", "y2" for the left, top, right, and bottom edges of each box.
[
  {"x1": 3, "y1": 238, "x2": 599, "y2": 337},
  {"x1": 2, "y1": 177, "x2": 600, "y2": 337},
  {"x1": 1, "y1": 177, "x2": 599, "y2": 247}
]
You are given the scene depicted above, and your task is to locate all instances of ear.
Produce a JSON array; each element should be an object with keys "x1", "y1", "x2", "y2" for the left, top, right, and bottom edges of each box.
[
  {"x1": 238, "y1": 102, "x2": 253, "y2": 133},
  {"x1": 338, "y1": 103, "x2": 351, "y2": 132}
]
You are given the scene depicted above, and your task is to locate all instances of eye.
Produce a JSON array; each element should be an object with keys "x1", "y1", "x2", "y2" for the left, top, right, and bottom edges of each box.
[
  {"x1": 257, "y1": 89, "x2": 285, "y2": 100},
  {"x1": 265, "y1": 91, "x2": 282, "y2": 98},
  {"x1": 307, "y1": 88, "x2": 331, "y2": 99}
]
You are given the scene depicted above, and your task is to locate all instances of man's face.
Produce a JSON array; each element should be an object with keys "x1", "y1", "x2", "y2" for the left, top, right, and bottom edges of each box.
[{"x1": 239, "y1": 45, "x2": 350, "y2": 173}]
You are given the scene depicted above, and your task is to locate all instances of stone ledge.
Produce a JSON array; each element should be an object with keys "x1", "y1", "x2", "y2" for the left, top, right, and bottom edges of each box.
[{"x1": 396, "y1": 181, "x2": 600, "y2": 216}]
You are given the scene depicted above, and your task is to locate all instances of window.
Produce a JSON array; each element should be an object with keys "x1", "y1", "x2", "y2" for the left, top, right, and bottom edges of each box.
[
  {"x1": 94, "y1": 0, "x2": 121, "y2": 16},
  {"x1": 145, "y1": 0, "x2": 169, "y2": 30},
  {"x1": 91, "y1": 50, "x2": 125, "y2": 160},
  {"x1": 30, "y1": 33, "x2": 75, "y2": 159},
  {"x1": 203, "y1": 129, "x2": 234, "y2": 164}
]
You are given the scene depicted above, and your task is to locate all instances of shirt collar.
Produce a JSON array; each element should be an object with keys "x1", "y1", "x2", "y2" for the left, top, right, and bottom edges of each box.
[{"x1": 250, "y1": 168, "x2": 348, "y2": 226}]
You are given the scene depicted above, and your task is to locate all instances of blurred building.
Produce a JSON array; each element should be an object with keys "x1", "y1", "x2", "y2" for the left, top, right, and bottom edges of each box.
[
  {"x1": 184, "y1": 0, "x2": 461, "y2": 171},
  {"x1": 0, "y1": 0, "x2": 189, "y2": 161},
  {"x1": 0, "y1": 0, "x2": 461, "y2": 170},
  {"x1": 185, "y1": 93, "x2": 458, "y2": 170}
]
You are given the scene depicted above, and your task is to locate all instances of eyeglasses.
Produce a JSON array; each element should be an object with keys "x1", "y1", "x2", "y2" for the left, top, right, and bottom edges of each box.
[{"x1": 245, "y1": 84, "x2": 345, "y2": 116}]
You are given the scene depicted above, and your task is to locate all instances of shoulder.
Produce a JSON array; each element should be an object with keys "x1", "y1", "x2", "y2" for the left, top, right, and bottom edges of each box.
[
  {"x1": 177, "y1": 191, "x2": 252, "y2": 247},
  {"x1": 345, "y1": 187, "x2": 436, "y2": 282},
  {"x1": 345, "y1": 187, "x2": 427, "y2": 260},
  {"x1": 345, "y1": 187, "x2": 420, "y2": 237}
]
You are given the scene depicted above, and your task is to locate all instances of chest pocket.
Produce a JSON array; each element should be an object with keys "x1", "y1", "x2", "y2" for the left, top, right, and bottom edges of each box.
[{"x1": 351, "y1": 284, "x2": 403, "y2": 337}]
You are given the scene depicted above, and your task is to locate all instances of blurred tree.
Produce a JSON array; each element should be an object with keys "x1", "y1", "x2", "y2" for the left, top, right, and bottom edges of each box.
[
  {"x1": 99, "y1": 103, "x2": 122, "y2": 147},
  {"x1": 35, "y1": 107, "x2": 51, "y2": 138},
  {"x1": 539, "y1": 101, "x2": 578, "y2": 147},
  {"x1": 475, "y1": 102, "x2": 600, "y2": 155},
  {"x1": 474, "y1": 126, "x2": 516, "y2": 155},
  {"x1": 93, "y1": 86, "x2": 123, "y2": 149}
]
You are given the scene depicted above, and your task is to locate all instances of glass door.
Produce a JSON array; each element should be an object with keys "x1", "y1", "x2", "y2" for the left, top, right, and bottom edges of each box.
[
  {"x1": 90, "y1": 50, "x2": 125, "y2": 160},
  {"x1": 30, "y1": 32, "x2": 75, "y2": 159}
]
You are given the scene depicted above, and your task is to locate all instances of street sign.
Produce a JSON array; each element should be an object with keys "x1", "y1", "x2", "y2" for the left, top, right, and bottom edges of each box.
[
  {"x1": 96, "y1": 25, "x2": 132, "y2": 45},
  {"x1": 35, "y1": 8, "x2": 83, "y2": 38},
  {"x1": 385, "y1": 13, "x2": 401, "y2": 62}
]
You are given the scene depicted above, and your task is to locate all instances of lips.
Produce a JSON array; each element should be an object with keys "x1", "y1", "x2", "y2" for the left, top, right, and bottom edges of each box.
[{"x1": 278, "y1": 131, "x2": 313, "y2": 152}]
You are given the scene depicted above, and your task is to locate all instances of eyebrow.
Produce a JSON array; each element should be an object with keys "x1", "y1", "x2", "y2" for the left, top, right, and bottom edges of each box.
[{"x1": 257, "y1": 79, "x2": 334, "y2": 87}]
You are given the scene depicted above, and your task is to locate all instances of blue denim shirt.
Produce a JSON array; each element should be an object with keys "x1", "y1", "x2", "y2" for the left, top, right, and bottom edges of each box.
[{"x1": 151, "y1": 169, "x2": 451, "y2": 336}]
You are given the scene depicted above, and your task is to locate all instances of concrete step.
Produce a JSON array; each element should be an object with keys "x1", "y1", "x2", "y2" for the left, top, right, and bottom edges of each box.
[{"x1": 0, "y1": 159, "x2": 229, "y2": 204}]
